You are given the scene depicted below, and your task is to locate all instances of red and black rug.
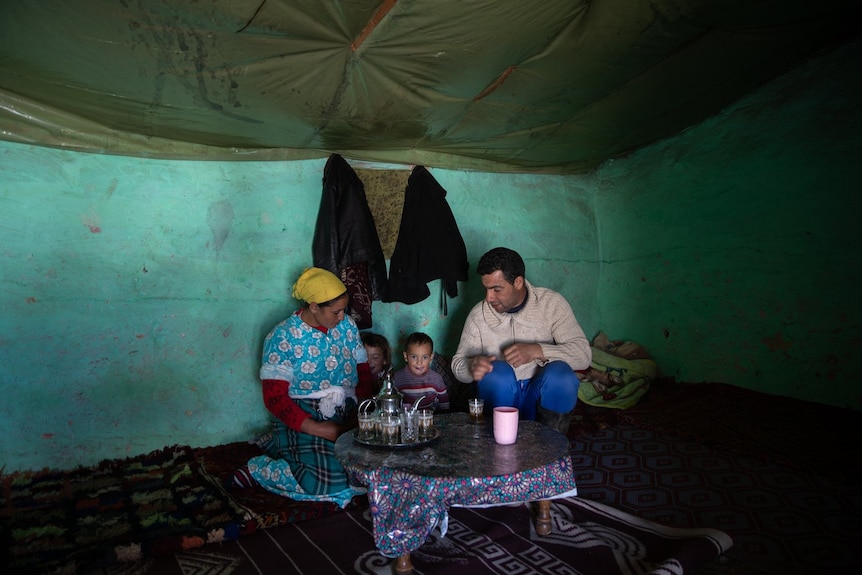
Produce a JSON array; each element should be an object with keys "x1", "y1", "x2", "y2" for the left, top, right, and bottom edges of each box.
[{"x1": 1, "y1": 446, "x2": 248, "y2": 574}]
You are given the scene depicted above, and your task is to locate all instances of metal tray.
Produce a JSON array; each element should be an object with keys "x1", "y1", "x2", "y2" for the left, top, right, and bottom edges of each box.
[{"x1": 353, "y1": 426, "x2": 441, "y2": 449}]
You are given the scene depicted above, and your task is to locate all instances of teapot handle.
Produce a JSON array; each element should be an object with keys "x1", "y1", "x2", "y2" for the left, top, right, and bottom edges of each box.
[{"x1": 359, "y1": 398, "x2": 377, "y2": 414}]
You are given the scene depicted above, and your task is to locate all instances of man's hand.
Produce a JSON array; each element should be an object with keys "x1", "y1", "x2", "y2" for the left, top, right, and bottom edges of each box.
[
  {"x1": 502, "y1": 343, "x2": 544, "y2": 368},
  {"x1": 469, "y1": 355, "x2": 497, "y2": 381},
  {"x1": 300, "y1": 418, "x2": 347, "y2": 442}
]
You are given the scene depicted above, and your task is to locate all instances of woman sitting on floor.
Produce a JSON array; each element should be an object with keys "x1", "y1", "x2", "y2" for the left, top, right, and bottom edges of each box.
[{"x1": 232, "y1": 267, "x2": 373, "y2": 507}]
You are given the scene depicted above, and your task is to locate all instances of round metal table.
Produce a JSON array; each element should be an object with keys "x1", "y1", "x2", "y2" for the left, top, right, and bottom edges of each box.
[{"x1": 335, "y1": 412, "x2": 577, "y2": 572}]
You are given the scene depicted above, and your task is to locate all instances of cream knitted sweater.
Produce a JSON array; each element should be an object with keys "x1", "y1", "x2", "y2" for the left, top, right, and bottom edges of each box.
[{"x1": 451, "y1": 280, "x2": 592, "y2": 383}]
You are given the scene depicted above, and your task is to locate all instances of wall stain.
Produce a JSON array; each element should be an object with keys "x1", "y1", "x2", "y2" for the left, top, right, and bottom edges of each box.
[
  {"x1": 762, "y1": 332, "x2": 792, "y2": 351},
  {"x1": 81, "y1": 212, "x2": 102, "y2": 233},
  {"x1": 207, "y1": 200, "x2": 234, "y2": 252}
]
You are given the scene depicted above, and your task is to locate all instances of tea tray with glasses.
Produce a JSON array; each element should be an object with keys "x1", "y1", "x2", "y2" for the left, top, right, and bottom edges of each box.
[{"x1": 352, "y1": 426, "x2": 441, "y2": 449}]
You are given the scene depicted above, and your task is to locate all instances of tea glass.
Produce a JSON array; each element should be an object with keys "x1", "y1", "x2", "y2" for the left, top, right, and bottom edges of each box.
[
  {"x1": 417, "y1": 409, "x2": 435, "y2": 439},
  {"x1": 400, "y1": 410, "x2": 418, "y2": 443},
  {"x1": 357, "y1": 411, "x2": 376, "y2": 441},
  {"x1": 468, "y1": 398, "x2": 485, "y2": 424},
  {"x1": 378, "y1": 414, "x2": 400, "y2": 444}
]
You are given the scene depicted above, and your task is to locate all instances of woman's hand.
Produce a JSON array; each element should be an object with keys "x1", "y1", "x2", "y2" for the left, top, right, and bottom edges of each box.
[{"x1": 300, "y1": 418, "x2": 350, "y2": 442}]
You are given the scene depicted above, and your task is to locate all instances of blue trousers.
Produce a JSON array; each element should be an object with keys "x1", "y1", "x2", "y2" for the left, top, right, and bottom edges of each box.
[{"x1": 476, "y1": 360, "x2": 579, "y2": 420}]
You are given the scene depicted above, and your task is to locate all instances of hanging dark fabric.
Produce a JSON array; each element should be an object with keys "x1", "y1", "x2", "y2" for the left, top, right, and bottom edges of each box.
[
  {"x1": 312, "y1": 154, "x2": 388, "y2": 328},
  {"x1": 384, "y1": 166, "x2": 469, "y2": 312}
]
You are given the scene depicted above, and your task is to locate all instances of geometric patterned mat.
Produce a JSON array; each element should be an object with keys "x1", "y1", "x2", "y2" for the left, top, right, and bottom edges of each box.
[
  {"x1": 615, "y1": 380, "x2": 862, "y2": 482},
  {"x1": 571, "y1": 423, "x2": 862, "y2": 575}
]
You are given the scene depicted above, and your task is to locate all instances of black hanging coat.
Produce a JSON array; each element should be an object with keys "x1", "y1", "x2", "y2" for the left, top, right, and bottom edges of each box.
[
  {"x1": 385, "y1": 166, "x2": 469, "y2": 310},
  {"x1": 312, "y1": 154, "x2": 388, "y2": 326}
]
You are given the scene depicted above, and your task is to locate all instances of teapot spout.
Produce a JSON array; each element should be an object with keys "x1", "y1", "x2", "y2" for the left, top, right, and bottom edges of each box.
[{"x1": 408, "y1": 395, "x2": 434, "y2": 413}]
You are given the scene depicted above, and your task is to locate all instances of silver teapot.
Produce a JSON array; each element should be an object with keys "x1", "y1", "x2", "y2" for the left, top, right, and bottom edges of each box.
[{"x1": 359, "y1": 368, "x2": 402, "y2": 418}]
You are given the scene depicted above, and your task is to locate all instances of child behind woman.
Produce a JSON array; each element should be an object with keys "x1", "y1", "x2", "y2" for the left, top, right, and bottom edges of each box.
[
  {"x1": 393, "y1": 332, "x2": 450, "y2": 411},
  {"x1": 361, "y1": 332, "x2": 391, "y2": 395}
]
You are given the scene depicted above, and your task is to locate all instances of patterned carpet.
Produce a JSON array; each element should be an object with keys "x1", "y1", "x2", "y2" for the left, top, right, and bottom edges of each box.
[
  {"x1": 614, "y1": 380, "x2": 861, "y2": 481},
  {"x1": 571, "y1": 422, "x2": 861, "y2": 574},
  {"x1": 568, "y1": 380, "x2": 862, "y2": 575}
]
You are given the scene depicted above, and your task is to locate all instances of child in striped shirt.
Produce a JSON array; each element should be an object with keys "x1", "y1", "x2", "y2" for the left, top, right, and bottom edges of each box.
[{"x1": 393, "y1": 332, "x2": 450, "y2": 411}]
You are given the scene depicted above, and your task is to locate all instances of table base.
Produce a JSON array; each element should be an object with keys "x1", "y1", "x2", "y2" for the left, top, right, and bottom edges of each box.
[
  {"x1": 393, "y1": 499, "x2": 554, "y2": 573},
  {"x1": 335, "y1": 415, "x2": 577, "y2": 569}
]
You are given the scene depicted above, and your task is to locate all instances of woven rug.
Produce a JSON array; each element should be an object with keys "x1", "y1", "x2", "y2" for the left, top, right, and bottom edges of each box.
[
  {"x1": 132, "y1": 496, "x2": 733, "y2": 574},
  {"x1": 0, "y1": 445, "x2": 249, "y2": 574}
]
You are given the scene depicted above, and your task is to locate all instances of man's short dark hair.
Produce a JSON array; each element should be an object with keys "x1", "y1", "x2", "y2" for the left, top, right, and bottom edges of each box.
[{"x1": 476, "y1": 247, "x2": 525, "y2": 284}]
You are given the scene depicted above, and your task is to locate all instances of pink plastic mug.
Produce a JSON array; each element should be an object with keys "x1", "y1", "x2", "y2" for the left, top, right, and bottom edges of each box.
[{"x1": 493, "y1": 406, "x2": 519, "y2": 445}]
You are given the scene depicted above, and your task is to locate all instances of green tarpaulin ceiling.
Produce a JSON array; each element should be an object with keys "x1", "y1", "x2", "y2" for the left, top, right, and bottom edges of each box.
[{"x1": 0, "y1": 0, "x2": 858, "y2": 173}]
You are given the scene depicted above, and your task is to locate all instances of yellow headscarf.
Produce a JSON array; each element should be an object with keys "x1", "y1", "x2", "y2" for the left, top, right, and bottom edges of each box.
[{"x1": 292, "y1": 267, "x2": 347, "y2": 304}]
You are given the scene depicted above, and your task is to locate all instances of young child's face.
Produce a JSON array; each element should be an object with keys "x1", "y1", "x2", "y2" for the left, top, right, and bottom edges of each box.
[
  {"x1": 403, "y1": 342, "x2": 433, "y2": 377},
  {"x1": 365, "y1": 345, "x2": 386, "y2": 377}
]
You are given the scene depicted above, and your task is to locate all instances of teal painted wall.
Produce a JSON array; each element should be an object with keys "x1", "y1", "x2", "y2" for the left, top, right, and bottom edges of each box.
[
  {"x1": 595, "y1": 39, "x2": 862, "y2": 410},
  {"x1": 0, "y1": 150, "x2": 597, "y2": 472},
  {"x1": 3, "y1": 39, "x2": 859, "y2": 473}
]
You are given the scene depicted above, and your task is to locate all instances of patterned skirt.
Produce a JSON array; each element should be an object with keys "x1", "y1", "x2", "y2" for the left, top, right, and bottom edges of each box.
[{"x1": 248, "y1": 398, "x2": 361, "y2": 506}]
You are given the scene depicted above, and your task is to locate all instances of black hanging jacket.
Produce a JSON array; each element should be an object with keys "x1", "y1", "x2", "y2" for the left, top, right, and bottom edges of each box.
[
  {"x1": 385, "y1": 166, "x2": 468, "y2": 310},
  {"x1": 312, "y1": 154, "x2": 388, "y2": 324}
]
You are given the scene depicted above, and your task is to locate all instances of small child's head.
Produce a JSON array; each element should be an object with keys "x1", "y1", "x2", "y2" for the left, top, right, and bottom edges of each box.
[
  {"x1": 402, "y1": 332, "x2": 434, "y2": 378},
  {"x1": 361, "y1": 332, "x2": 391, "y2": 379}
]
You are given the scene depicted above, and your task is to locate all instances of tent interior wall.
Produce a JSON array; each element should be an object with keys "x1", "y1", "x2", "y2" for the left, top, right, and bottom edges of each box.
[{"x1": 0, "y1": 1, "x2": 860, "y2": 472}]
